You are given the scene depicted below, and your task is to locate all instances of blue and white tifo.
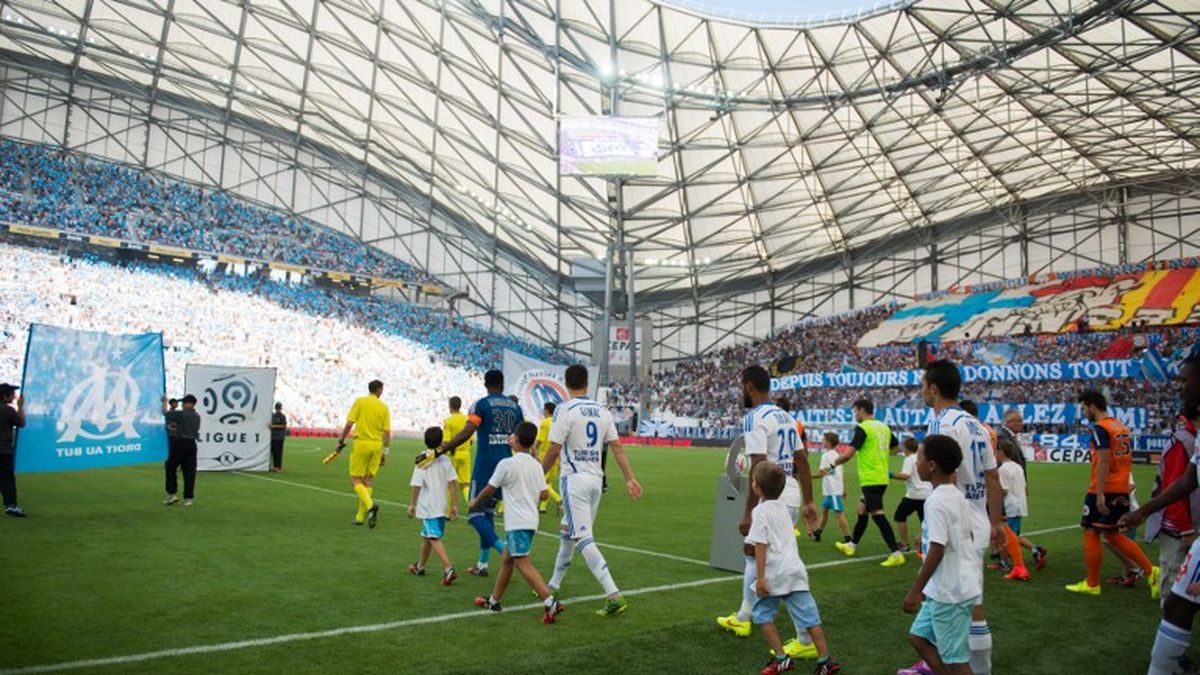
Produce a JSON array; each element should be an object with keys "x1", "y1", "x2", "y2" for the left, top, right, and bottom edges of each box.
[{"x1": 16, "y1": 324, "x2": 168, "y2": 473}]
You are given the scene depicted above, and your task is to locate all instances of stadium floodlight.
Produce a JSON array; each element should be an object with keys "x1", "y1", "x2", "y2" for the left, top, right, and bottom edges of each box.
[{"x1": 596, "y1": 59, "x2": 615, "y2": 82}]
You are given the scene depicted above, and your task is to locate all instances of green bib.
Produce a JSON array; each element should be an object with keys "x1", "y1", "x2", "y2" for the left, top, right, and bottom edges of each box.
[{"x1": 856, "y1": 418, "x2": 892, "y2": 486}]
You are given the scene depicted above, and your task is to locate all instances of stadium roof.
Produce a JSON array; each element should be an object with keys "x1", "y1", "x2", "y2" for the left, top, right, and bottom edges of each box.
[{"x1": 2, "y1": 0, "x2": 1198, "y2": 313}]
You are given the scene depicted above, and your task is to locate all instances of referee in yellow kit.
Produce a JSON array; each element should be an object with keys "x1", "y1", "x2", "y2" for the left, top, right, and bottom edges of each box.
[
  {"x1": 443, "y1": 396, "x2": 474, "y2": 502},
  {"x1": 332, "y1": 379, "x2": 391, "y2": 528}
]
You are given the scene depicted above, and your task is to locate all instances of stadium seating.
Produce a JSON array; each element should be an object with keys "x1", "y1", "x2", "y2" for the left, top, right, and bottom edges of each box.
[
  {"x1": 0, "y1": 139, "x2": 436, "y2": 284},
  {"x1": 0, "y1": 242, "x2": 561, "y2": 430},
  {"x1": 613, "y1": 303, "x2": 1189, "y2": 436}
]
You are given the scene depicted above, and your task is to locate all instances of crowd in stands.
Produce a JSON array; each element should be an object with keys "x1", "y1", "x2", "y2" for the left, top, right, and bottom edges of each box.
[
  {"x1": 611, "y1": 304, "x2": 1192, "y2": 436},
  {"x1": 0, "y1": 243, "x2": 566, "y2": 429},
  {"x1": 0, "y1": 133, "x2": 1193, "y2": 439},
  {"x1": 0, "y1": 139, "x2": 438, "y2": 284}
]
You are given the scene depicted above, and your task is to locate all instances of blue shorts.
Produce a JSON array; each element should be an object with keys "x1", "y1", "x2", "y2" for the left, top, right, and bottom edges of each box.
[
  {"x1": 751, "y1": 590, "x2": 822, "y2": 628},
  {"x1": 506, "y1": 529, "x2": 534, "y2": 557},
  {"x1": 421, "y1": 517, "x2": 446, "y2": 539},
  {"x1": 909, "y1": 598, "x2": 978, "y2": 664},
  {"x1": 821, "y1": 495, "x2": 844, "y2": 513},
  {"x1": 1006, "y1": 516, "x2": 1022, "y2": 535}
]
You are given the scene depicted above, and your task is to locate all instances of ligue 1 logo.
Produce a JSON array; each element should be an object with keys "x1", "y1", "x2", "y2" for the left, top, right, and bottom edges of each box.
[
  {"x1": 57, "y1": 367, "x2": 141, "y2": 443},
  {"x1": 203, "y1": 374, "x2": 259, "y2": 425}
]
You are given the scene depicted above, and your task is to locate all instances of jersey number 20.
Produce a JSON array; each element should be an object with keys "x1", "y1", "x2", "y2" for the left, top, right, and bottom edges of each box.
[{"x1": 776, "y1": 429, "x2": 798, "y2": 453}]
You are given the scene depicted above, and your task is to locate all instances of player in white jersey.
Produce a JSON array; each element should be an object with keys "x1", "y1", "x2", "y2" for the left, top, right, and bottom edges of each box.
[
  {"x1": 540, "y1": 364, "x2": 643, "y2": 617},
  {"x1": 1119, "y1": 357, "x2": 1200, "y2": 675},
  {"x1": 920, "y1": 359, "x2": 1005, "y2": 675},
  {"x1": 716, "y1": 365, "x2": 819, "y2": 660}
]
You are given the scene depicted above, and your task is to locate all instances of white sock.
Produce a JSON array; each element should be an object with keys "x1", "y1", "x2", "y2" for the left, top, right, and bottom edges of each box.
[
  {"x1": 968, "y1": 621, "x2": 992, "y2": 675},
  {"x1": 548, "y1": 536, "x2": 577, "y2": 590},
  {"x1": 737, "y1": 556, "x2": 756, "y2": 622},
  {"x1": 579, "y1": 537, "x2": 619, "y2": 596},
  {"x1": 1149, "y1": 620, "x2": 1191, "y2": 675},
  {"x1": 795, "y1": 630, "x2": 813, "y2": 646}
]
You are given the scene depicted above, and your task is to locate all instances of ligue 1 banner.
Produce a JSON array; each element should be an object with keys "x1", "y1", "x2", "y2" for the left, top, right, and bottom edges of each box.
[
  {"x1": 16, "y1": 324, "x2": 168, "y2": 473},
  {"x1": 502, "y1": 350, "x2": 597, "y2": 423},
  {"x1": 184, "y1": 364, "x2": 276, "y2": 471},
  {"x1": 772, "y1": 359, "x2": 1142, "y2": 391},
  {"x1": 794, "y1": 403, "x2": 1147, "y2": 430}
]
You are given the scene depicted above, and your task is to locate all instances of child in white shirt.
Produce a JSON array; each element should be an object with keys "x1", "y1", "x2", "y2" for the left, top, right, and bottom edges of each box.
[
  {"x1": 407, "y1": 427, "x2": 460, "y2": 585},
  {"x1": 470, "y1": 421, "x2": 563, "y2": 624},
  {"x1": 901, "y1": 434, "x2": 982, "y2": 675},
  {"x1": 991, "y1": 439, "x2": 1047, "y2": 579},
  {"x1": 812, "y1": 432, "x2": 851, "y2": 544},
  {"x1": 891, "y1": 437, "x2": 932, "y2": 552},
  {"x1": 749, "y1": 462, "x2": 841, "y2": 675}
]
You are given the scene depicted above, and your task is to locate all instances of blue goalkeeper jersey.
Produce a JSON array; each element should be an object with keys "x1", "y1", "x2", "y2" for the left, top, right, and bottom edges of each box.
[{"x1": 468, "y1": 393, "x2": 523, "y2": 488}]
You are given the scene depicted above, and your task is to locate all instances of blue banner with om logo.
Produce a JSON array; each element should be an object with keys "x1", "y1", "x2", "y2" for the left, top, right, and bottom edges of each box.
[{"x1": 16, "y1": 324, "x2": 168, "y2": 473}]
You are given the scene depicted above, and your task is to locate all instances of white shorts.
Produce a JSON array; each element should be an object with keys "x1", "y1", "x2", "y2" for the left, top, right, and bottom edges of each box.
[
  {"x1": 560, "y1": 473, "x2": 604, "y2": 539},
  {"x1": 783, "y1": 476, "x2": 801, "y2": 526},
  {"x1": 1171, "y1": 537, "x2": 1200, "y2": 604}
]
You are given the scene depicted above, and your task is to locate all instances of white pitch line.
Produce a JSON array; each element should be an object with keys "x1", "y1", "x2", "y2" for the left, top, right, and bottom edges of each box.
[
  {"x1": 1022, "y1": 523, "x2": 1079, "y2": 536},
  {"x1": 231, "y1": 471, "x2": 409, "y2": 507},
  {"x1": 0, "y1": 574, "x2": 741, "y2": 675},
  {"x1": 530, "y1": 530, "x2": 710, "y2": 567},
  {"x1": 1, "y1": 520, "x2": 1086, "y2": 674},
  {"x1": 232, "y1": 471, "x2": 1083, "y2": 566},
  {"x1": 3, "y1": 473, "x2": 1087, "y2": 675},
  {"x1": 232, "y1": 471, "x2": 713, "y2": 566}
]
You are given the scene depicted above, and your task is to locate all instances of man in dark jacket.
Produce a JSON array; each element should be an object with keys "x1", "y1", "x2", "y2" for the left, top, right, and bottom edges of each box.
[
  {"x1": 0, "y1": 383, "x2": 26, "y2": 517},
  {"x1": 163, "y1": 394, "x2": 201, "y2": 506},
  {"x1": 270, "y1": 402, "x2": 288, "y2": 472}
]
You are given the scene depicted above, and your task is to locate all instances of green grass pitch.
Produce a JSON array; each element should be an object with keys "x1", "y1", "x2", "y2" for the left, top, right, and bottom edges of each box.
[{"x1": 0, "y1": 440, "x2": 1185, "y2": 674}]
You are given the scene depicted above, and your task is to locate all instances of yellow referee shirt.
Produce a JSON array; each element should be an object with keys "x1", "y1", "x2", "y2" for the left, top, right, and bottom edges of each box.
[
  {"x1": 443, "y1": 411, "x2": 474, "y2": 455},
  {"x1": 347, "y1": 394, "x2": 390, "y2": 442},
  {"x1": 536, "y1": 417, "x2": 552, "y2": 457}
]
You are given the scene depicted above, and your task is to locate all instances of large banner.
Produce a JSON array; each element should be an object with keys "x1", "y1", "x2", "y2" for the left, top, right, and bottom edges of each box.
[
  {"x1": 502, "y1": 350, "x2": 598, "y2": 423},
  {"x1": 15, "y1": 324, "x2": 167, "y2": 473},
  {"x1": 184, "y1": 365, "x2": 276, "y2": 471},
  {"x1": 793, "y1": 403, "x2": 1147, "y2": 430},
  {"x1": 772, "y1": 359, "x2": 1142, "y2": 391},
  {"x1": 859, "y1": 267, "x2": 1200, "y2": 347},
  {"x1": 607, "y1": 326, "x2": 643, "y2": 367},
  {"x1": 638, "y1": 419, "x2": 676, "y2": 438}
]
